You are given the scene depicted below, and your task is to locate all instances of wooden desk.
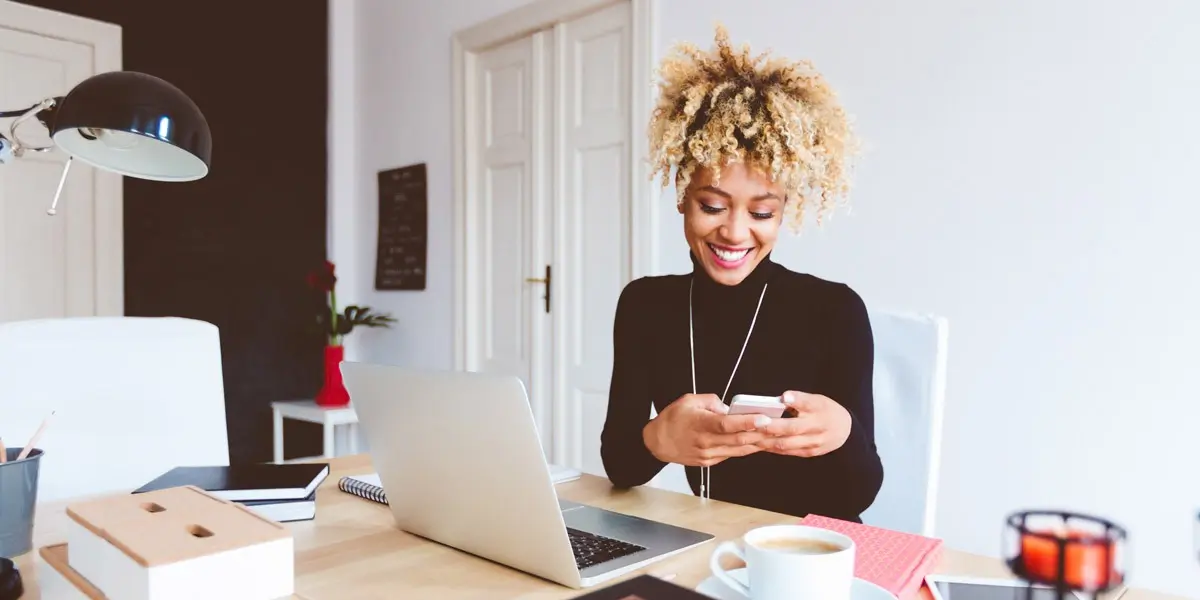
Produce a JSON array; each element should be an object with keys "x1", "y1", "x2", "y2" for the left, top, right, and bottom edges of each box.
[{"x1": 15, "y1": 454, "x2": 1185, "y2": 599}]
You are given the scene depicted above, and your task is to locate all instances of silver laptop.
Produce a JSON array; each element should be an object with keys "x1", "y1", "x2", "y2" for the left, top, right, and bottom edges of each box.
[{"x1": 340, "y1": 362, "x2": 714, "y2": 589}]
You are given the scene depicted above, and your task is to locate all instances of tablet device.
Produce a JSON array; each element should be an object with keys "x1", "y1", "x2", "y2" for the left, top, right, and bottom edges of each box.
[{"x1": 925, "y1": 574, "x2": 1089, "y2": 600}]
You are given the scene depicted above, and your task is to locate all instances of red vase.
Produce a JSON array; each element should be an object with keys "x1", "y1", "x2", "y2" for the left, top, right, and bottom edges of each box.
[{"x1": 316, "y1": 344, "x2": 351, "y2": 407}]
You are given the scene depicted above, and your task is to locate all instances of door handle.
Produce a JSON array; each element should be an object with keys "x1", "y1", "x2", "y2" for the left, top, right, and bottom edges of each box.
[{"x1": 525, "y1": 265, "x2": 551, "y2": 313}]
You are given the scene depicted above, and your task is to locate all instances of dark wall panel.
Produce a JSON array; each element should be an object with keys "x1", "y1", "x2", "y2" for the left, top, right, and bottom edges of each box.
[{"x1": 17, "y1": 1, "x2": 329, "y2": 463}]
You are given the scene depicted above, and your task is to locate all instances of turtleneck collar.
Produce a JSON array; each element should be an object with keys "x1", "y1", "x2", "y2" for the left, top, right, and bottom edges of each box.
[{"x1": 689, "y1": 250, "x2": 779, "y2": 295}]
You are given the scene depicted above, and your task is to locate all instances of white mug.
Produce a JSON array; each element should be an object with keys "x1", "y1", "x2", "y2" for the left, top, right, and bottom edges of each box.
[{"x1": 709, "y1": 524, "x2": 856, "y2": 600}]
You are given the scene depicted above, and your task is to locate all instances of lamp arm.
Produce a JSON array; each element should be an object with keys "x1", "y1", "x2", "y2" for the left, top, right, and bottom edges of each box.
[
  {"x1": 0, "y1": 100, "x2": 50, "y2": 119},
  {"x1": 0, "y1": 96, "x2": 72, "y2": 216},
  {"x1": 0, "y1": 96, "x2": 63, "y2": 157}
]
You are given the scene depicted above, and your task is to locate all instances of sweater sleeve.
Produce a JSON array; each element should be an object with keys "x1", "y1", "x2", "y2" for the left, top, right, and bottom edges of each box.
[
  {"x1": 806, "y1": 284, "x2": 885, "y2": 518},
  {"x1": 600, "y1": 279, "x2": 668, "y2": 488}
]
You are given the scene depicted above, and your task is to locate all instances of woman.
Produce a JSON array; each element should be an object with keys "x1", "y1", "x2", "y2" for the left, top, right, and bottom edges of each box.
[{"x1": 600, "y1": 25, "x2": 883, "y2": 522}]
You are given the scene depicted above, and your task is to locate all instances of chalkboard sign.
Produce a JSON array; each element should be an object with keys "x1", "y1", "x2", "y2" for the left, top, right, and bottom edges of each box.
[{"x1": 375, "y1": 163, "x2": 427, "y2": 290}]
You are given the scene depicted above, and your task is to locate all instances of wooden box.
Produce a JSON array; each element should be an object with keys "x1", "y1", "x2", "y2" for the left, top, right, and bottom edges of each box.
[
  {"x1": 63, "y1": 485, "x2": 294, "y2": 600},
  {"x1": 36, "y1": 544, "x2": 97, "y2": 600}
]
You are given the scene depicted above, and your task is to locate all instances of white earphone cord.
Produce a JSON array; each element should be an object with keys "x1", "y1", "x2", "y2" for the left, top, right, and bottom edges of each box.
[{"x1": 690, "y1": 278, "x2": 768, "y2": 500}]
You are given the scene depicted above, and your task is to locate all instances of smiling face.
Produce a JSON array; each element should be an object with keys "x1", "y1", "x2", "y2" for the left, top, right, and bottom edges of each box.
[{"x1": 680, "y1": 162, "x2": 786, "y2": 286}]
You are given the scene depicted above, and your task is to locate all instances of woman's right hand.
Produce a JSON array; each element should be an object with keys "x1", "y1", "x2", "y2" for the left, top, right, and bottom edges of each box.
[{"x1": 642, "y1": 393, "x2": 773, "y2": 467}]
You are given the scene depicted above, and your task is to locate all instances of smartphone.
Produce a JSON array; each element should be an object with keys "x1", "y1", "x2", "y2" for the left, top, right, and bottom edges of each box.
[{"x1": 728, "y1": 394, "x2": 787, "y2": 418}]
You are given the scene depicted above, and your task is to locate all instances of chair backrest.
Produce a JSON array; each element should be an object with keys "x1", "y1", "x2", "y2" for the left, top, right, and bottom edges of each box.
[
  {"x1": 860, "y1": 309, "x2": 949, "y2": 537},
  {"x1": 0, "y1": 316, "x2": 229, "y2": 502},
  {"x1": 648, "y1": 460, "x2": 692, "y2": 495}
]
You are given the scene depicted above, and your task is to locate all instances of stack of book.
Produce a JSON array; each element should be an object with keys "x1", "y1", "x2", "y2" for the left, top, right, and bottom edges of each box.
[{"x1": 132, "y1": 462, "x2": 330, "y2": 523}]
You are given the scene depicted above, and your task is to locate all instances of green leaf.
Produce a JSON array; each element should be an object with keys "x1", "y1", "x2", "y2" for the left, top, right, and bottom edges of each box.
[{"x1": 329, "y1": 304, "x2": 396, "y2": 336}]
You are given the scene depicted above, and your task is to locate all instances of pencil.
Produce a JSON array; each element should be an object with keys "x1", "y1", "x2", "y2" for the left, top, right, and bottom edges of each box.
[{"x1": 16, "y1": 410, "x2": 54, "y2": 461}]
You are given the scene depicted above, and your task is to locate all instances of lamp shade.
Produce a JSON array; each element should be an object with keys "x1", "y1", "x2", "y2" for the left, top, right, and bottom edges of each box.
[{"x1": 49, "y1": 71, "x2": 211, "y2": 181}]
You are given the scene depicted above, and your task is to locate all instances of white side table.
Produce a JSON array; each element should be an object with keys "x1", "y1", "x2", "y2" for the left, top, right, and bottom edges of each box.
[{"x1": 271, "y1": 399, "x2": 359, "y2": 463}]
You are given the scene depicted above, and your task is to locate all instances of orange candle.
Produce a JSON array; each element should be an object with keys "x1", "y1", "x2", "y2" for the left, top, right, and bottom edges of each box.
[{"x1": 1020, "y1": 528, "x2": 1115, "y2": 589}]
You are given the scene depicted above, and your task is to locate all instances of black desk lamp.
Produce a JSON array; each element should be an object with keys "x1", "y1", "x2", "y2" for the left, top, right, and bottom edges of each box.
[{"x1": 0, "y1": 70, "x2": 211, "y2": 214}]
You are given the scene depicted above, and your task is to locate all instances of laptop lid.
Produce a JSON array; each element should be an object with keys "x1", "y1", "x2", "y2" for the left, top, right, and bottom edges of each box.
[{"x1": 340, "y1": 362, "x2": 582, "y2": 587}]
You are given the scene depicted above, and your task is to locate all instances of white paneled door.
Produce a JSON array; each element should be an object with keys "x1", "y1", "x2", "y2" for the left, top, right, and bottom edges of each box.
[
  {"x1": 0, "y1": 3, "x2": 122, "y2": 323},
  {"x1": 464, "y1": 1, "x2": 633, "y2": 473},
  {"x1": 552, "y1": 2, "x2": 631, "y2": 476},
  {"x1": 472, "y1": 31, "x2": 544, "y2": 444}
]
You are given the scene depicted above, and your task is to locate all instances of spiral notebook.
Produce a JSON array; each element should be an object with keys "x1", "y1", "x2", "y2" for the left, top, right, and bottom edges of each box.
[
  {"x1": 339, "y1": 473, "x2": 388, "y2": 504},
  {"x1": 338, "y1": 464, "x2": 582, "y2": 506}
]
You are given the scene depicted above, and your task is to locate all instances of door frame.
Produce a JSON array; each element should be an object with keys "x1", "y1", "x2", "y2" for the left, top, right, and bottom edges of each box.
[
  {"x1": 0, "y1": 1, "x2": 124, "y2": 316},
  {"x1": 451, "y1": 0, "x2": 659, "y2": 375}
]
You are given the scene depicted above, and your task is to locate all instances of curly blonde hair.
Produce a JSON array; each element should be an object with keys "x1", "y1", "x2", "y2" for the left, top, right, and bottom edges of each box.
[{"x1": 648, "y1": 24, "x2": 858, "y2": 230}]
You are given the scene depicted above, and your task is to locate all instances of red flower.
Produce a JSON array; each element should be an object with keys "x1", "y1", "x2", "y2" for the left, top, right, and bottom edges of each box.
[{"x1": 306, "y1": 260, "x2": 337, "y2": 292}]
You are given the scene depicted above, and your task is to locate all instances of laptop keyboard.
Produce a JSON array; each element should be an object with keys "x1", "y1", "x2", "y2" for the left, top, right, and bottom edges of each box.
[{"x1": 567, "y1": 527, "x2": 646, "y2": 569}]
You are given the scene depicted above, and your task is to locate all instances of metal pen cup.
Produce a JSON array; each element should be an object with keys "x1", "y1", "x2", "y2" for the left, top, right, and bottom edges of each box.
[{"x1": 0, "y1": 448, "x2": 42, "y2": 558}]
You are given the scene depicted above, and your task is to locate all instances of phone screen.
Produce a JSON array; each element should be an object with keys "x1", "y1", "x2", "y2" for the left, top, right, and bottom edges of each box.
[{"x1": 931, "y1": 580, "x2": 1079, "y2": 600}]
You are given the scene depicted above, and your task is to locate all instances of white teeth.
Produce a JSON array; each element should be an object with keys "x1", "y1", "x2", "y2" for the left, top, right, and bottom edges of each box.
[{"x1": 709, "y1": 245, "x2": 750, "y2": 262}]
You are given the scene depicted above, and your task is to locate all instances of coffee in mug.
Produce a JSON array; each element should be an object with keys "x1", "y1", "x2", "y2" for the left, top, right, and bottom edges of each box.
[
  {"x1": 751, "y1": 536, "x2": 844, "y2": 554},
  {"x1": 709, "y1": 524, "x2": 855, "y2": 600}
]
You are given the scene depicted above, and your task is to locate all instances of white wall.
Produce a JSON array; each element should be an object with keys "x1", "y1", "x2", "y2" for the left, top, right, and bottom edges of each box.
[
  {"x1": 329, "y1": 0, "x2": 538, "y2": 370},
  {"x1": 338, "y1": 0, "x2": 1200, "y2": 596},
  {"x1": 327, "y1": 0, "x2": 365, "y2": 361}
]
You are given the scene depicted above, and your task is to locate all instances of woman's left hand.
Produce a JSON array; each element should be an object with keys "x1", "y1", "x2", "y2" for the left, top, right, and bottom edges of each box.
[{"x1": 755, "y1": 391, "x2": 852, "y2": 457}]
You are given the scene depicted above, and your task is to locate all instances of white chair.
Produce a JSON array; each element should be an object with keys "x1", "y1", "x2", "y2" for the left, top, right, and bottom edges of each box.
[
  {"x1": 860, "y1": 309, "x2": 949, "y2": 537},
  {"x1": 0, "y1": 316, "x2": 229, "y2": 502},
  {"x1": 645, "y1": 404, "x2": 693, "y2": 494},
  {"x1": 648, "y1": 458, "x2": 692, "y2": 495},
  {"x1": 647, "y1": 310, "x2": 950, "y2": 524}
]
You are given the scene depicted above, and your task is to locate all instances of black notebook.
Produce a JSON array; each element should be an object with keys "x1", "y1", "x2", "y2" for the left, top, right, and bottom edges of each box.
[
  {"x1": 241, "y1": 490, "x2": 318, "y2": 523},
  {"x1": 133, "y1": 463, "x2": 331, "y2": 502},
  {"x1": 569, "y1": 575, "x2": 711, "y2": 599}
]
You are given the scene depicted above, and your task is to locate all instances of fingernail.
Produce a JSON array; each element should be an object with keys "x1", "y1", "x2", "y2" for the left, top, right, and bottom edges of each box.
[
  {"x1": 754, "y1": 415, "x2": 771, "y2": 428},
  {"x1": 781, "y1": 392, "x2": 794, "y2": 405},
  {"x1": 718, "y1": 404, "x2": 730, "y2": 414}
]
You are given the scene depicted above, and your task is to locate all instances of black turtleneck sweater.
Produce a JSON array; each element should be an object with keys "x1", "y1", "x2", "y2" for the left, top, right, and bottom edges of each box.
[{"x1": 600, "y1": 253, "x2": 884, "y2": 522}]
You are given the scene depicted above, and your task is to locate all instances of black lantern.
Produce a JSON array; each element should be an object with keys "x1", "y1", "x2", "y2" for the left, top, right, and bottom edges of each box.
[
  {"x1": 0, "y1": 557, "x2": 21, "y2": 600},
  {"x1": 1003, "y1": 510, "x2": 1127, "y2": 600},
  {"x1": 0, "y1": 70, "x2": 211, "y2": 214}
]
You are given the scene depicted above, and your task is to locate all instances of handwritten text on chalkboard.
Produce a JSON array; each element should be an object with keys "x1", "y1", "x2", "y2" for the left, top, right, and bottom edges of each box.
[{"x1": 375, "y1": 163, "x2": 427, "y2": 291}]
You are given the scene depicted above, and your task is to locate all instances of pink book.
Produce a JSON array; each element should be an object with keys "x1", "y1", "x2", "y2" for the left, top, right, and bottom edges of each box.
[{"x1": 798, "y1": 514, "x2": 943, "y2": 600}]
